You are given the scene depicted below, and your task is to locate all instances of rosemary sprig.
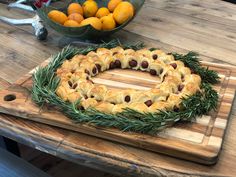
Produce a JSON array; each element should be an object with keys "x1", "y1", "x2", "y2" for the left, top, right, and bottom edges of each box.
[
  {"x1": 31, "y1": 81, "x2": 218, "y2": 134},
  {"x1": 31, "y1": 41, "x2": 219, "y2": 134}
]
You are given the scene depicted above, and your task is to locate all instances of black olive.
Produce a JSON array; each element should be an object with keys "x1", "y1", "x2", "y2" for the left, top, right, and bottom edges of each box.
[
  {"x1": 109, "y1": 61, "x2": 115, "y2": 69},
  {"x1": 162, "y1": 74, "x2": 168, "y2": 82},
  {"x1": 173, "y1": 106, "x2": 179, "y2": 112},
  {"x1": 77, "y1": 105, "x2": 85, "y2": 110},
  {"x1": 125, "y1": 95, "x2": 131, "y2": 102},
  {"x1": 178, "y1": 84, "x2": 184, "y2": 91},
  {"x1": 95, "y1": 64, "x2": 101, "y2": 72},
  {"x1": 92, "y1": 67, "x2": 97, "y2": 74},
  {"x1": 152, "y1": 54, "x2": 158, "y2": 60},
  {"x1": 114, "y1": 60, "x2": 121, "y2": 68},
  {"x1": 129, "y1": 59, "x2": 137, "y2": 68},
  {"x1": 150, "y1": 69, "x2": 157, "y2": 75},
  {"x1": 141, "y1": 61, "x2": 149, "y2": 68},
  {"x1": 144, "y1": 100, "x2": 153, "y2": 107},
  {"x1": 159, "y1": 68, "x2": 164, "y2": 74},
  {"x1": 166, "y1": 95, "x2": 169, "y2": 101},
  {"x1": 68, "y1": 80, "x2": 73, "y2": 87},
  {"x1": 170, "y1": 63, "x2": 177, "y2": 69},
  {"x1": 85, "y1": 69, "x2": 90, "y2": 75},
  {"x1": 72, "y1": 83, "x2": 78, "y2": 89}
]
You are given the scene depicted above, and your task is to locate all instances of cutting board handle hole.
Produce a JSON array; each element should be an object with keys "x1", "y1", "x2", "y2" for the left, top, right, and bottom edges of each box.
[{"x1": 4, "y1": 94, "x2": 16, "y2": 102}]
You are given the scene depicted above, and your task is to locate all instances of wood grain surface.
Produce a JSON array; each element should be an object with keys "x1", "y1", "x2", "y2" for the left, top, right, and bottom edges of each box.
[
  {"x1": 0, "y1": 0, "x2": 236, "y2": 176},
  {"x1": 0, "y1": 61, "x2": 235, "y2": 165}
]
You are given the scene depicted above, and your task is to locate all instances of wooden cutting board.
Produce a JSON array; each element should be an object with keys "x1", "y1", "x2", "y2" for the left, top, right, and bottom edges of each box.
[{"x1": 0, "y1": 60, "x2": 235, "y2": 165}]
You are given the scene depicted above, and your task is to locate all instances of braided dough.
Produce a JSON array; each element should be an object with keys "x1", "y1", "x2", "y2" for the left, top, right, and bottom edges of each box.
[{"x1": 56, "y1": 47, "x2": 201, "y2": 114}]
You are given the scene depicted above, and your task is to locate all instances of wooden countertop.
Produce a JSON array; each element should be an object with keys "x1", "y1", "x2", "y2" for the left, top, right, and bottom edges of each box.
[{"x1": 0, "y1": 0, "x2": 236, "y2": 176}]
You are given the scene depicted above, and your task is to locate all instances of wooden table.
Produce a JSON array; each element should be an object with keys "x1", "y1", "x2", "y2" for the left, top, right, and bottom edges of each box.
[{"x1": 0, "y1": 0, "x2": 236, "y2": 176}]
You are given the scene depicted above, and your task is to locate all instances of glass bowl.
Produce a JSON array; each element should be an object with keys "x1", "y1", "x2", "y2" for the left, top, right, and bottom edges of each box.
[{"x1": 36, "y1": 0, "x2": 145, "y2": 39}]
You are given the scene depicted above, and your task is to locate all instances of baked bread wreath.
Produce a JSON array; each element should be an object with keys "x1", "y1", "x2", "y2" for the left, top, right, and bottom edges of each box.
[
  {"x1": 32, "y1": 40, "x2": 219, "y2": 134},
  {"x1": 56, "y1": 46, "x2": 201, "y2": 114}
]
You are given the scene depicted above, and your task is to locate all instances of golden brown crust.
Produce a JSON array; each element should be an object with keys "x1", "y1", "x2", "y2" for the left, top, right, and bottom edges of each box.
[
  {"x1": 123, "y1": 49, "x2": 135, "y2": 55},
  {"x1": 112, "y1": 104, "x2": 128, "y2": 113},
  {"x1": 110, "y1": 46, "x2": 124, "y2": 55},
  {"x1": 78, "y1": 81, "x2": 94, "y2": 96},
  {"x1": 56, "y1": 47, "x2": 202, "y2": 114},
  {"x1": 104, "y1": 90, "x2": 124, "y2": 104},
  {"x1": 115, "y1": 53, "x2": 129, "y2": 69},
  {"x1": 129, "y1": 102, "x2": 149, "y2": 113},
  {"x1": 147, "y1": 88, "x2": 168, "y2": 102},
  {"x1": 70, "y1": 54, "x2": 86, "y2": 65},
  {"x1": 167, "y1": 94, "x2": 182, "y2": 107},
  {"x1": 81, "y1": 98, "x2": 98, "y2": 109},
  {"x1": 159, "y1": 82, "x2": 178, "y2": 94},
  {"x1": 95, "y1": 102, "x2": 114, "y2": 113},
  {"x1": 101, "y1": 54, "x2": 114, "y2": 70},
  {"x1": 184, "y1": 74, "x2": 201, "y2": 85},
  {"x1": 149, "y1": 101, "x2": 173, "y2": 112},
  {"x1": 181, "y1": 82, "x2": 200, "y2": 97},
  {"x1": 67, "y1": 92, "x2": 83, "y2": 103},
  {"x1": 158, "y1": 53, "x2": 175, "y2": 63},
  {"x1": 87, "y1": 85, "x2": 107, "y2": 101},
  {"x1": 132, "y1": 92, "x2": 151, "y2": 103},
  {"x1": 96, "y1": 48, "x2": 112, "y2": 56},
  {"x1": 121, "y1": 89, "x2": 136, "y2": 103},
  {"x1": 56, "y1": 85, "x2": 68, "y2": 101},
  {"x1": 136, "y1": 48, "x2": 152, "y2": 59}
]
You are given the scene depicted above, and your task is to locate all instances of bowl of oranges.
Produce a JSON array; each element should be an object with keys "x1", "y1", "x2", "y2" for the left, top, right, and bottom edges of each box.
[{"x1": 36, "y1": 0, "x2": 144, "y2": 38}]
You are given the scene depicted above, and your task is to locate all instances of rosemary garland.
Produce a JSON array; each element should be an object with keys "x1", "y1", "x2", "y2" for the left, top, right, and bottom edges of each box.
[{"x1": 32, "y1": 39, "x2": 219, "y2": 134}]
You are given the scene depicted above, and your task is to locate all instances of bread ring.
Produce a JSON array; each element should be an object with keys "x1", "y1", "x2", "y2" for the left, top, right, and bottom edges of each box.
[{"x1": 56, "y1": 47, "x2": 202, "y2": 114}]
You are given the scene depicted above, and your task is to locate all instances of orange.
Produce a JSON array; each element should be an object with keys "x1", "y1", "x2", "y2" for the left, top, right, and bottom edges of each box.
[
  {"x1": 82, "y1": 0, "x2": 98, "y2": 18},
  {"x1": 68, "y1": 13, "x2": 84, "y2": 24},
  {"x1": 64, "y1": 20, "x2": 80, "y2": 27},
  {"x1": 113, "y1": 1, "x2": 134, "y2": 24},
  {"x1": 48, "y1": 10, "x2": 68, "y2": 25},
  {"x1": 80, "y1": 17, "x2": 102, "y2": 30},
  {"x1": 108, "y1": 0, "x2": 122, "y2": 12},
  {"x1": 67, "y1": 3, "x2": 83, "y2": 16},
  {"x1": 95, "y1": 7, "x2": 110, "y2": 18},
  {"x1": 108, "y1": 13, "x2": 114, "y2": 18},
  {"x1": 100, "y1": 15, "x2": 116, "y2": 30}
]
